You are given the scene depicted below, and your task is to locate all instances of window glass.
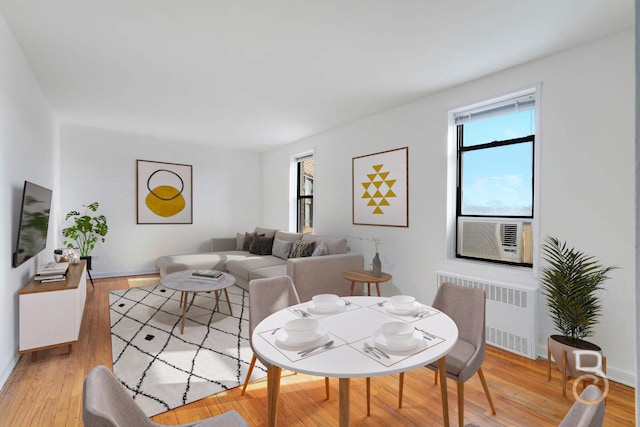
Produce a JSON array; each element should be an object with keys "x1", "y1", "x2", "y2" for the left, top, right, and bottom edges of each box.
[
  {"x1": 461, "y1": 142, "x2": 533, "y2": 216},
  {"x1": 463, "y1": 110, "x2": 535, "y2": 147}
]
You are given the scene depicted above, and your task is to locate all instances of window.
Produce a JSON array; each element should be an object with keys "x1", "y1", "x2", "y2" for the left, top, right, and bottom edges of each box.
[
  {"x1": 454, "y1": 90, "x2": 536, "y2": 266},
  {"x1": 296, "y1": 155, "x2": 314, "y2": 233}
]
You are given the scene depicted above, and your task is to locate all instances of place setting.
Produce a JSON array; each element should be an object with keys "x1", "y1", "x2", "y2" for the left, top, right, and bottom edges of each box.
[
  {"x1": 288, "y1": 293, "x2": 359, "y2": 318},
  {"x1": 370, "y1": 294, "x2": 439, "y2": 321},
  {"x1": 353, "y1": 321, "x2": 444, "y2": 366},
  {"x1": 258, "y1": 317, "x2": 345, "y2": 362}
]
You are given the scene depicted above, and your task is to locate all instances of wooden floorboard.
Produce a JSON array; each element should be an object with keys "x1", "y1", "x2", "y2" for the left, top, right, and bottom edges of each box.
[{"x1": 0, "y1": 274, "x2": 635, "y2": 426}]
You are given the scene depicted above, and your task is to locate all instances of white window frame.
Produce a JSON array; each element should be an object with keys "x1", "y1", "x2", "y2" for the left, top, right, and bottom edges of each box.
[
  {"x1": 445, "y1": 84, "x2": 542, "y2": 272},
  {"x1": 289, "y1": 150, "x2": 315, "y2": 232}
]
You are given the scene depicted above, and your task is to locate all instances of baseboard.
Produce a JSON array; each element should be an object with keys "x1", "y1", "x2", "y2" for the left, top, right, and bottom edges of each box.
[{"x1": 90, "y1": 268, "x2": 159, "y2": 279}]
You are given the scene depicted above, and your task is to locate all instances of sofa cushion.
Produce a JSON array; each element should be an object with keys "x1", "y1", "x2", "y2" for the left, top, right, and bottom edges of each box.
[
  {"x1": 235, "y1": 233, "x2": 244, "y2": 250},
  {"x1": 301, "y1": 234, "x2": 348, "y2": 255},
  {"x1": 157, "y1": 251, "x2": 257, "y2": 277},
  {"x1": 254, "y1": 227, "x2": 278, "y2": 238},
  {"x1": 312, "y1": 241, "x2": 328, "y2": 256},
  {"x1": 242, "y1": 232, "x2": 255, "y2": 251},
  {"x1": 226, "y1": 256, "x2": 285, "y2": 281},
  {"x1": 272, "y1": 238, "x2": 292, "y2": 260},
  {"x1": 290, "y1": 240, "x2": 315, "y2": 258},
  {"x1": 274, "y1": 231, "x2": 303, "y2": 243},
  {"x1": 250, "y1": 236, "x2": 274, "y2": 255}
]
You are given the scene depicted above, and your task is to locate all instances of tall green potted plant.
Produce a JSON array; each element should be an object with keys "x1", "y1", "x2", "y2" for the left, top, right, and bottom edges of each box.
[
  {"x1": 62, "y1": 202, "x2": 108, "y2": 269},
  {"x1": 540, "y1": 236, "x2": 615, "y2": 391}
]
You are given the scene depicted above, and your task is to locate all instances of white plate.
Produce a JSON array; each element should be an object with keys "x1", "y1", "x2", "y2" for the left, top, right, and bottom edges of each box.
[
  {"x1": 384, "y1": 302, "x2": 422, "y2": 316},
  {"x1": 307, "y1": 300, "x2": 347, "y2": 315},
  {"x1": 275, "y1": 327, "x2": 329, "y2": 351},
  {"x1": 372, "y1": 329, "x2": 422, "y2": 353}
]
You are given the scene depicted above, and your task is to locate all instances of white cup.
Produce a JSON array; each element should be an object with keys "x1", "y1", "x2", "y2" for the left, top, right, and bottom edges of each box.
[
  {"x1": 283, "y1": 318, "x2": 319, "y2": 342},
  {"x1": 312, "y1": 294, "x2": 339, "y2": 311},
  {"x1": 389, "y1": 295, "x2": 416, "y2": 311},
  {"x1": 380, "y1": 321, "x2": 414, "y2": 346}
]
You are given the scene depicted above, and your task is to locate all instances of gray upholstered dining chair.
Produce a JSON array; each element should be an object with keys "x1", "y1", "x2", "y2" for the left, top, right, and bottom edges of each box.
[
  {"x1": 559, "y1": 384, "x2": 605, "y2": 427},
  {"x1": 398, "y1": 282, "x2": 496, "y2": 426},
  {"x1": 241, "y1": 275, "x2": 330, "y2": 398},
  {"x1": 83, "y1": 365, "x2": 249, "y2": 427}
]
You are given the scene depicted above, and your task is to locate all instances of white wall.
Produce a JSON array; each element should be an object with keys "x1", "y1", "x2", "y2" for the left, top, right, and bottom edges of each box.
[
  {"x1": 263, "y1": 30, "x2": 636, "y2": 385},
  {"x1": 59, "y1": 124, "x2": 264, "y2": 277},
  {"x1": 0, "y1": 16, "x2": 56, "y2": 386}
]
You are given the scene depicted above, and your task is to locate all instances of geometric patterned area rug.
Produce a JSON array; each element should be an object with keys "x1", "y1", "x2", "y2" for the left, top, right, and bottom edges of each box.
[{"x1": 109, "y1": 284, "x2": 266, "y2": 417}]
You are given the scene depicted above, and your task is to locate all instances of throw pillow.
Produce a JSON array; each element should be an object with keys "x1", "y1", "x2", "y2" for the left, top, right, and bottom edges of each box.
[
  {"x1": 254, "y1": 236, "x2": 274, "y2": 255},
  {"x1": 242, "y1": 232, "x2": 255, "y2": 251},
  {"x1": 289, "y1": 240, "x2": 315, "y2": 258},
  {"x1": 272, "y1": 238, "x2": 292, "y2": 260},
  {"x1": 244, "y1": 232, "x2": 265, "y2": 252},
  {"x1": 311, "y1": 241, "x2": 328, "y2": 256},
  {"x1": 235, "y1": 233, "x2": 244, "y2": 250},
  {"x1": 250, "y1": 234, "x2": 270, "y2": 254}
]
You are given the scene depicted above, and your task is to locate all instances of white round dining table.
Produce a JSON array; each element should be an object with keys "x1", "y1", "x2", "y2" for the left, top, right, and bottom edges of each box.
[{"x1": 251, "y1": 295, "x2": 458, "y2": 427}]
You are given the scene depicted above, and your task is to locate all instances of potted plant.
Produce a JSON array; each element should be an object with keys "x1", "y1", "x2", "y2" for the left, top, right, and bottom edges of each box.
[
  {"x1": 62, "y1": 202, "x2": 108, "y2": 270},
  {"x1": 540, "y1": 236, "x2": 615, "y2": 394}
]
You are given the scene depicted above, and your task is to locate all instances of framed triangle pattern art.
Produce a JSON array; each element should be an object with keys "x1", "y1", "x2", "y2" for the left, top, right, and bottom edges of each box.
[{"x1": 352, "y1": 147, "x2": 408, "y2": 227}]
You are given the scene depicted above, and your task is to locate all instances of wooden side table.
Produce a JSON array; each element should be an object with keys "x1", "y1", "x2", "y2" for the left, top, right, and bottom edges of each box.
[{"x1": 341, "y1": 270, "x2": 392, "y2": 296}]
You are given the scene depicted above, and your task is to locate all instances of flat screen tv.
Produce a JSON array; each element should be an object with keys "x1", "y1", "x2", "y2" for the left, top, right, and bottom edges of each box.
[{"x1": 13, "y1": 180, "x2": 53, "y2": 268}]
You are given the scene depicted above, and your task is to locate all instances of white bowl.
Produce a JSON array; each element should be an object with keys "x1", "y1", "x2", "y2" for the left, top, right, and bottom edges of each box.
[
  {"x1": 389, "y1": 295, "x2": 416, "y2": 311},
  {"x1": 312, "y1": 293, "x2": 339, "y2": 310},
  {"x1": 283, "y1": 318, "x2": 319, "y2": 342},
  {"x1": 380, "y1": 321, "x2": 414, "y2": 346}
]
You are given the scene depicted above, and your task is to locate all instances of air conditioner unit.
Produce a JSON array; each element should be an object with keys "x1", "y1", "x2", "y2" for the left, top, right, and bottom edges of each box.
[{"x1": 457, "y1": 218, "x2": 526, "y2": 263}]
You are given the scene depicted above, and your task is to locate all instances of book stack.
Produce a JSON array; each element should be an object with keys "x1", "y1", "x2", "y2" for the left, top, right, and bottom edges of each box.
[
  {"x1": 191, "y1": 270, "x2": 224, "y2": 282},
  {"x1": 35, "y1": 261, "x2": 69, "y2": 283}
]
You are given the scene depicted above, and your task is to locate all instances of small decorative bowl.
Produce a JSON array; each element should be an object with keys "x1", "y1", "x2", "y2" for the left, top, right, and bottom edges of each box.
[
  {"x1": 380, "y1": 321, "x2": 414, "y2": 346},
  {"x1": 283, "y1": 318, "x2": 319, "y2": 342},
  {"x1": 389, "y1": 295, "x2": 416, "y2": 311},
  {"x1": 312, "y1": 293, "x2": 339, "y2": 310}
]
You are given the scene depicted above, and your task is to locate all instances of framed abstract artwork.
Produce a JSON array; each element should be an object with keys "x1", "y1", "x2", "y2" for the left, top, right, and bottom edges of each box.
[
  {"x1": 137, "y1": 159, "x2": 193, "y2": 224},
  {"x1": 352, "y1": 147, "x2": 408, "y2": 227}
]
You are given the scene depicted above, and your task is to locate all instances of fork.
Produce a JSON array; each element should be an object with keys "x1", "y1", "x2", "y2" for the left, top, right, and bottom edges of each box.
[
  {"x1": 294, "y1": 308, "x2": 310, "y2": 317},
  {"x1": 377, "y1": 300, "x2": 388, "y2": 307}
]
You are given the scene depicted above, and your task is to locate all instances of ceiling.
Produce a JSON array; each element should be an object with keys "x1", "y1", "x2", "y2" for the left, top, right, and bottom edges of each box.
[{"x1": 0, "y1": 1, "x2": 634, "y2": 151}]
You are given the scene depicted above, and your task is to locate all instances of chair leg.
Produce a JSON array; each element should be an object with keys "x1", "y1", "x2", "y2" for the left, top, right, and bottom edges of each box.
[
  {"x1": 457, "y1": 381, "x2": 464, "y2": 427},
  {"x1": 241, "y1": 354, "x2": 257, "y2": 396},
  {"x1": 477, "y1": 368, "x2": 496, "y2": 415},
  {"x1": 398, "y1": 372, "x2": 404, "y2": 408},
  {"x1": 325, "y1": 377, "x2": 330, "y2": 400}
]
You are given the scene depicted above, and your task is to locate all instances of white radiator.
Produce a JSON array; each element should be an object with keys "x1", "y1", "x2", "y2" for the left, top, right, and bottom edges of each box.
[{"x1": 436, "y1": 271, "x2": 537, "y2": 359}]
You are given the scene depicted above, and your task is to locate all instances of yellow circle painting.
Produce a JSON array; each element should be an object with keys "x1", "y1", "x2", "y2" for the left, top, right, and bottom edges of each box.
[
  {"x1": 146, "y1": 169, "x2": 186, "y2": 217},
  {"x1": 146, "y1": 185, "x2": 185, "y2": 217}
]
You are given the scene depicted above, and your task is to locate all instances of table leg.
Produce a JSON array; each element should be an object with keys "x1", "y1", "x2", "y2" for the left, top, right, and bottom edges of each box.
[
  {"x1": 367, "y1": 283, "x2": 371, "y2": 296},
  {"x1": 366, "y1": 377, "x2": 371, "y2": 416},
  {"x1": 214, "y1": 290, "x2": 220, "y2": 311},
  {"x1": 375, "y1": 283, "x2": 381, "y2": 296},
  {"x1": 267, "y1": 366, "x2": 282, "y2": 427},
  {"x1": 181, "y1": 291, "x2": 188, "y2": 334},
  {"x1": 223, "y1": 288, "x2": 233, "y2": 315},
  {"x1": 438, "y1": 357, "x2": 449, "y2": 427},
  {"x1": 339, "y1": 377, "x2": 350, "y2": 427},
  {"x1": 349, "y1": 281, "x2": 356, "y2": 296}
]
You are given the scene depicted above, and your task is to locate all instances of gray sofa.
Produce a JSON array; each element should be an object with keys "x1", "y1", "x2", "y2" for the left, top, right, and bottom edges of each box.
[{"x1": 156, "y1": 227, "x2": 364, "y2": 302}]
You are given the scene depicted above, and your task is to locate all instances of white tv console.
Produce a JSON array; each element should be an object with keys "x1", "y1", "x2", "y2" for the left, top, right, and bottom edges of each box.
[{"x1": 19, "y1": 260, "x2": 87, "y2": 360}]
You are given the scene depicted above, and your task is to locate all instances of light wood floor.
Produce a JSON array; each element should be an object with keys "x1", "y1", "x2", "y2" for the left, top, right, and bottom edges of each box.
[{"x1": 0, "y1": 274, "x2": 635, "y2": 426}]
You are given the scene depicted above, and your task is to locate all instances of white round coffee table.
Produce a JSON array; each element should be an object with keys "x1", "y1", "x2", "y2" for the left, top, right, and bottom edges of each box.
[{"x1": 160, "y1": 270, "x2": 236, "y2": 334}]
